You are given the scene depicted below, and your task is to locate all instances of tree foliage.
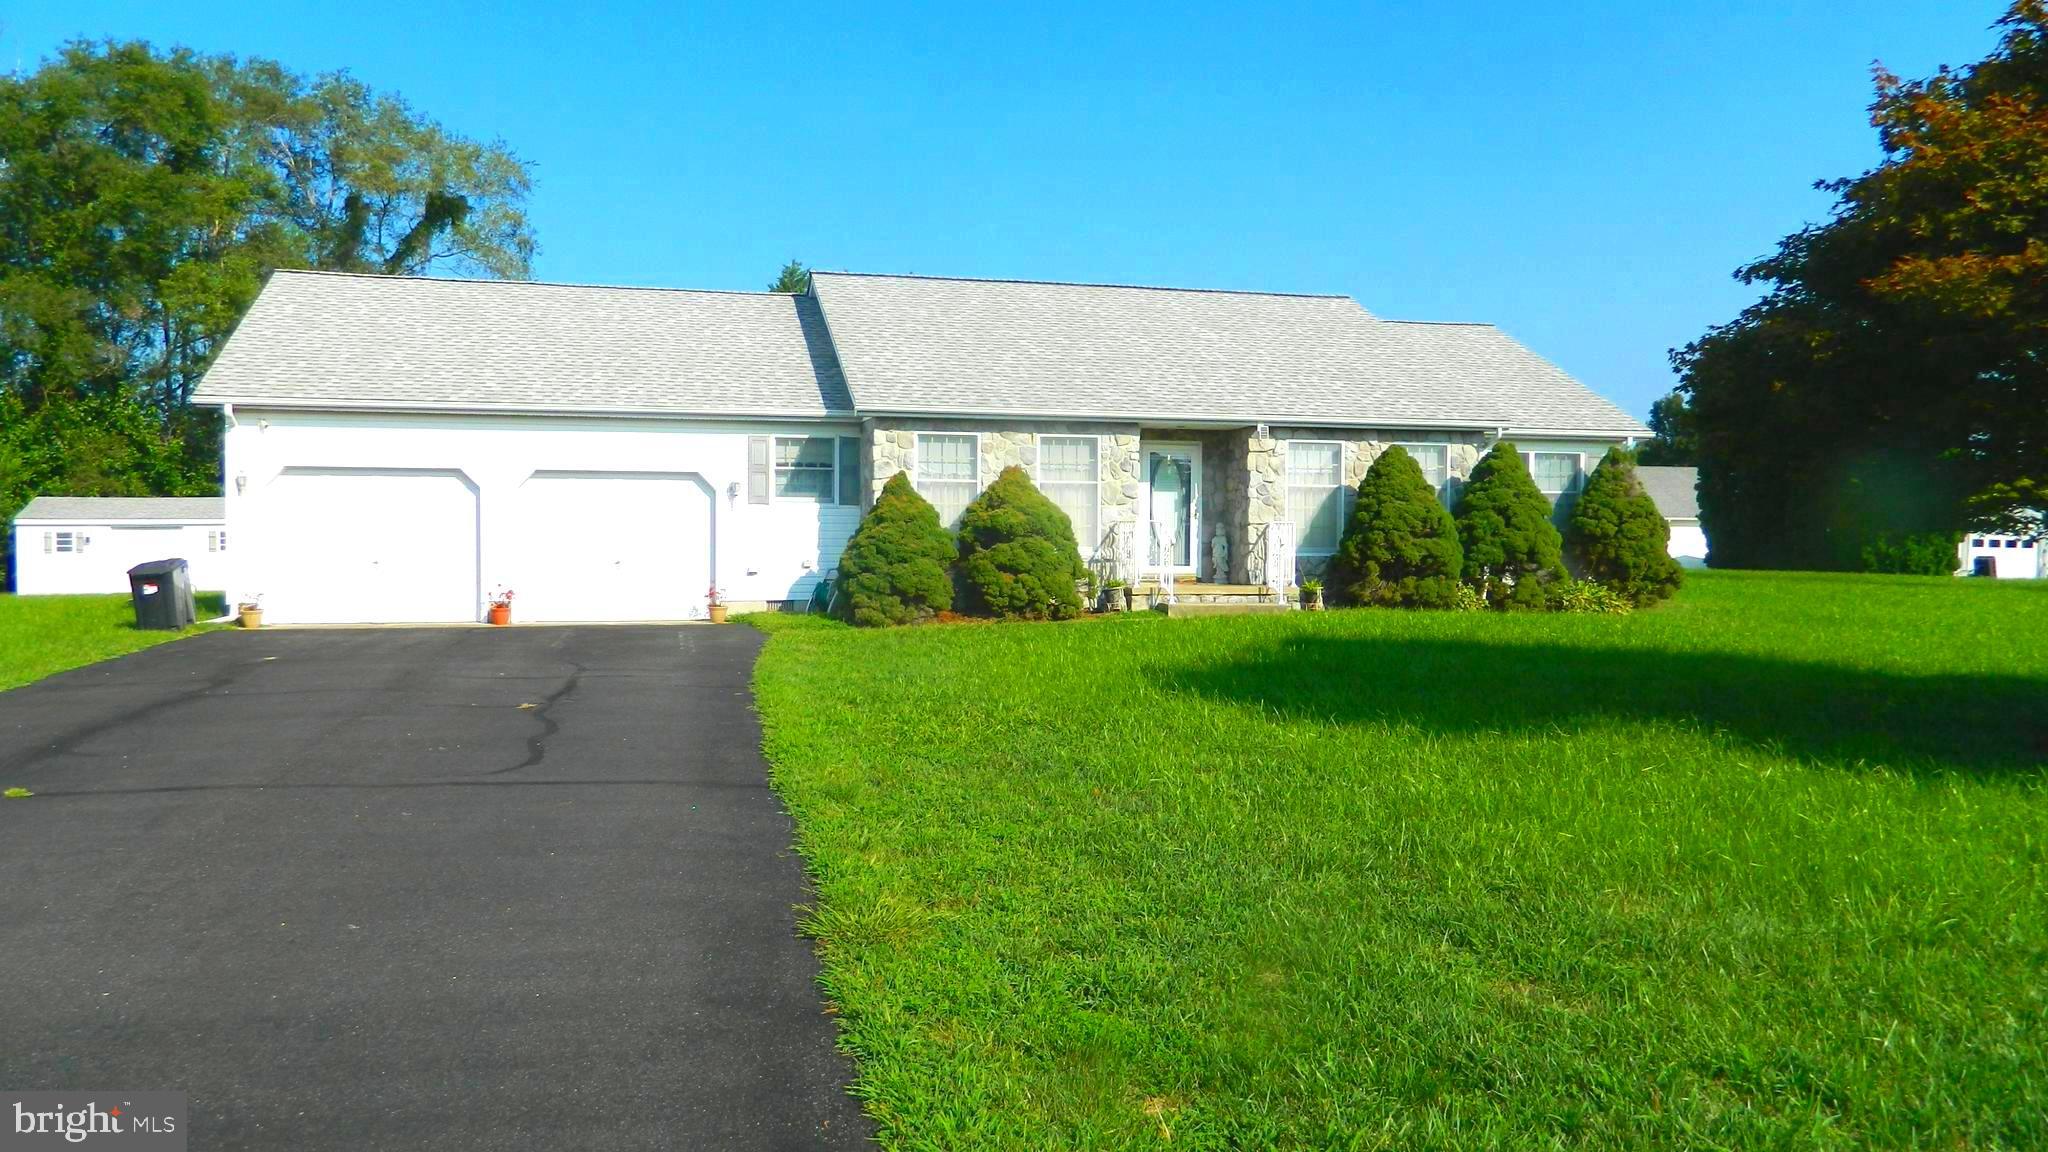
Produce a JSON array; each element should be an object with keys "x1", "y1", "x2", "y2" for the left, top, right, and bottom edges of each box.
[
  {"x1": 0, "y1": 41, "x2": 534, "y2": 584},
  {"x1": 767, "y1": 259, "x2": 810, "y2": 293},
  {"x1": 956, "y1": 467, "x2": 1086, "y2": 620},
  {"x1": 1635, "y1": 392, "x2": 1697, "y2": 467},
  {"x1": 1673, "y1": 3, "x2": 2048, "y2": 568},
  {"x1": 1325, "y1": 445, "x2": 1464, "y2": 608},
  {"x1": 835, "y1": 473, "x2": 956, "y2": 626},
  {"x1": 1566, "y1": 448, "x2": 1683, "y2": 605},
  {"x1": 1453, "y1": 441, "x2": 1565, "y2": 610},
  {"x1": 1861, "y1": 532, "x2": 1966, "y2": 576}
]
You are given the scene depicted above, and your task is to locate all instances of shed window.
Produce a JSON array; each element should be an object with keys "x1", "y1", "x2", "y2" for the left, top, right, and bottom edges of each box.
[
  {"x1": 1288, "y1": 441, "x2": 1345, "y2": 553},
  {"x1": 1040, "y1": 436, "x2": 1100, "y2": 552},
  {"x1": 773, "y1": 436, "x2": 836, "y2": 500},
  {"x1": 916, "y1": 434, "x2": 978, "y2": 527},
  {"x1": 208, "y1": 530, "x2": 228, "y2": 553},
  {"x1": 51, "y1": 531, "x2": 81, "y2": 554}
]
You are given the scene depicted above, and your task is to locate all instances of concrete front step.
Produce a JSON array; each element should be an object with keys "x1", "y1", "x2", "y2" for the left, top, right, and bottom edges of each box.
[{"x1": 1158, "y1": 602, "x2": 1293, "y2": 617}]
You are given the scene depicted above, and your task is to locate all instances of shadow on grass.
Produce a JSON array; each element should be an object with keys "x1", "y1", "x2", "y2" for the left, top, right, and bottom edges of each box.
[{"x1": 1168, "y1": 634, "x2": 2047, "y2": 775}]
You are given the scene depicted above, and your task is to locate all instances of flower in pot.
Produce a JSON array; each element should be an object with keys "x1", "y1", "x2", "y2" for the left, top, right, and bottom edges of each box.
[
  {"x1": 1299, "y1": 578, "x2": 1325, "y2": 611},
  {"x1": 238, "y1": 596, "x2": 264, "y2": 629},
  {"x1": 487, "y1": 587, "x2": 515, "y2": 625},
  {"x1": 707, "y1": 585, "x2": 729, "y2": 624},
  {"x1": 1100, "y1": 577, "x2": 1127, "y2": 613}
]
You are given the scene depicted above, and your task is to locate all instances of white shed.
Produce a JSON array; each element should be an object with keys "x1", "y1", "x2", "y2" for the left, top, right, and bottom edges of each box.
[
  {"x1": 1958, "y1": 521, "x2": 2043, "y2": 579},
  {"x1": 1636, "y1": 466, "x2": 1707, "y2": 568},
  {"x1": 11, "y1": 497, "x2": 228, "y2": 594}
]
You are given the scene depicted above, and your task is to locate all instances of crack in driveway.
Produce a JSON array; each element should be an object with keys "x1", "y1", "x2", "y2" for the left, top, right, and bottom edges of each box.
[{"x1": 482, "y1": 661, "x2": 585, "y2": 775}]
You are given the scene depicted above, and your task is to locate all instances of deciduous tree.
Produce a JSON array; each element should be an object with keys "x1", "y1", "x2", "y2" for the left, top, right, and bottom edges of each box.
[
  {"x1": 1675, "y1": 2, "x2": 2048, "y2": 568},
  {"x1": 0, "y1": 41, "x2": 535, "y2": 583}
]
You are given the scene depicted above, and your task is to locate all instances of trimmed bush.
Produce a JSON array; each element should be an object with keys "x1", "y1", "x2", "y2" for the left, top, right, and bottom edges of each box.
[
  {"x1": 1325, "y1": 445, "x2": 1465, "y2": 608},
  {"x1": 957, "y1": 466, "x2": 1086, "y2": 619},
  {"x1": 1861, "y1": 532, "x2": 1965, "y2": 576},
  {"x1": 835, "y1": 472, "x2": 956, "y2": 626},
  {"x1": 1453, "y1": 440, "x2": 1566, "y2": 610},
  {"x1": 1566, "y1": 447, "x2": 1683, "y2": 605}
]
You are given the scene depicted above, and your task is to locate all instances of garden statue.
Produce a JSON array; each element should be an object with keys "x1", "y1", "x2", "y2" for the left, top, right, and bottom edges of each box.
[{"x1": 1210, "y1": 524, "x2": 1228, "y2": 582}]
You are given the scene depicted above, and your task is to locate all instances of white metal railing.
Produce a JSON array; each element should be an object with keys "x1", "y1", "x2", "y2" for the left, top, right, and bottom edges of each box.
[{"x1": 1252, "y1": 520, "x2": 1296, "y2": 606}]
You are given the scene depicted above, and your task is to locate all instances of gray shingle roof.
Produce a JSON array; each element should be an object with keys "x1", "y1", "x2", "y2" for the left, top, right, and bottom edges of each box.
[
  {"x1": 15, "y1": 497, "x2": 225, "y2": 523},
  {"x1": 191, "y1": 270, "x2": 853, "y2": 417},
  {"x1": 1637, "y1": 466, "x2": 1700, "y2": 520},
  {"x1": 809, "y1": 272, "x2": 1648, "y2": 436}
]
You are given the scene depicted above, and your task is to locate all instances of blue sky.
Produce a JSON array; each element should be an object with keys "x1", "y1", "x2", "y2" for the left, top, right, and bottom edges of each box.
[{"x1": 2, "y1": 2, "x2": 2013, "y2": 419}]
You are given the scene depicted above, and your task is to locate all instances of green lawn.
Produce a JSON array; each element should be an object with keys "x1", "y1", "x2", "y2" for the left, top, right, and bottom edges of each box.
[
  {"x1": 0, "y1": 592, "x2": 226, "y2": 692},
  {"x1": 752, "y1": 571, "x2": 2046, "y2": 1149}
]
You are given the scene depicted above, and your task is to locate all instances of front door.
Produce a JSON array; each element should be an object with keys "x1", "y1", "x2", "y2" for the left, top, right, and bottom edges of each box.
[{"x1": 1142, "y1": 442, "x2": 1202, "y2": 578}]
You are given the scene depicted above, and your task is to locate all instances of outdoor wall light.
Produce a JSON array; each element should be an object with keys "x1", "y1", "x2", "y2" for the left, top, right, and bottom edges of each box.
[{"x1": 234, "y1": 473, "x2": 247, "y2": 495}]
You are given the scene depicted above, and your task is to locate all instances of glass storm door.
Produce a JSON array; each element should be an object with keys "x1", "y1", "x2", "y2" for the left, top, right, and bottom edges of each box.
[{"x1": 1144, "y1": 444, "x2": 1201, "y2": 574}]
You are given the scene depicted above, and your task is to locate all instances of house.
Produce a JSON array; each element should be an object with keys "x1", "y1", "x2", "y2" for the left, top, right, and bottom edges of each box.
[
  {"x1": 188, "y1": 269, "x2": 1648, "y2": 624},
  {"x1": 10, "y1": 497, "x2": 229, "y2": 595},
  {"x1": 1958, "y1": 518, "x2": 2043, "y2": 579},
  {"x1": 1637, "y1": 466, "x2": 1708, "y2": 568}
]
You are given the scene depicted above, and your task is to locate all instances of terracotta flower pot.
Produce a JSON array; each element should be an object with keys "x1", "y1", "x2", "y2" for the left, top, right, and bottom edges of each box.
[
  {"x1": 238, "y1": 607, "x2": 263, "y2": 629},
  {"x1": 487, "y1": 604, "x2": 511, "y2": 626},
  {"x1": 708, "y1": 604, "x2": 730, "y2": 624}
]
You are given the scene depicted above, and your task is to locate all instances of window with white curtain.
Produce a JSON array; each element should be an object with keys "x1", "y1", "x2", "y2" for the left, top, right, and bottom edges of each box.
[
  {"x1": 1527, "y1": 452, "x2": 1584, "y2": 499},
  {"x1": 773, "y1": 436, "x2": 835, "y2": 500},
  {"x1": 1288, "y1": 441, "x2": 1345, "y2": 553},
  {"x1": 1039, "y1": 435, "x2": 1099, "y2": 551},
  {"x1": 1528, "y1": 451, "x2": 1585, "y2": 518},
  {"x1": 916, "y1": 433, "x2": 978, "y2": 527},
  {"x1": 1395, "y1": 443, "x2": 1449, "y2": 492}
]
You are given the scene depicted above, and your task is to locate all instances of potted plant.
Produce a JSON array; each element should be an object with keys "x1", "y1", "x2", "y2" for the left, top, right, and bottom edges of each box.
[
  {"x1": 1099, "y1": 577, "x2": 1127, "y2": 613},
  {"x1": 707, "y1": 585, "x2": 729, "y2": 624},
  {"x1": 487, "y1": 587, "x2": 514, "y2": 626},
  {"x1": 1299, "y1": 578, "x2": 1325, "y2": 612},
  {"x1": 238, "y1": 595, "x2": 264, "y2": 629}
]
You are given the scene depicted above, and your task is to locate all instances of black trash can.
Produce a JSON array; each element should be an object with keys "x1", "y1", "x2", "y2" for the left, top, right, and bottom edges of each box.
[{"x1": 127, "y1": 558, "x2": 196, "y2": 631}]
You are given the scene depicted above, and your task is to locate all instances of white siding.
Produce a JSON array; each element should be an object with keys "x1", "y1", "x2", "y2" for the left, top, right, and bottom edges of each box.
[
  {"x1": 12, "y1": 520, "x2": 229, "y2": 595},
  {"x1": 222, "y1": 410, "x2": 860, "y2": 623},
  {"x1": 1667, "y1": 522, "x2": 1709, "y2": 569}
]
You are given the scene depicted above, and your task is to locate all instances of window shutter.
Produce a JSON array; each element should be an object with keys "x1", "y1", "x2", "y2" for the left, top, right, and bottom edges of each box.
[
  {"x1": 837, "y1": 437, "x2": 861, "y2": 505},
  {"x1": 747, "y1": 436, "x2": 771, "y2": 504},
  {"x1": 43, "y1": 531, "x2": 53, "y2": 553}
]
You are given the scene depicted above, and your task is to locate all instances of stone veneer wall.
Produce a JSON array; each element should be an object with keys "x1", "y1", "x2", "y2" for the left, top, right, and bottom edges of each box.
[
  {"x1": 1270, "y1": 428, "x2": 1490, "y2": 581},
  {"x1": 863, "y1": 418, "x2": 1144, "y2": 574},
  {"x1": 865, "y1": 419, "x2": 1508, "y2": 585}
]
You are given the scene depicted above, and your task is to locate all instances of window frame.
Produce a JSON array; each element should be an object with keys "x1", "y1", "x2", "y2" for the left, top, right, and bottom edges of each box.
[
  {"x1": 1524, "y1": 451, "x2": 1587, "y2": 499},
  {"x1": 1286, "y1": 439, "x2": 1348, "y2": 555},
  {"x1": 1391, "y1": 441, "x2": 1452, "y2": 497},
  {"x1": 913, "y1": 431, "x2": 982, "y2": 527},
  {"x1": 1035, "y1": 433, "x2": 1103, "y2": 553},
  {"x1": 768, "y1": 434, "x2": 838, "y2": 503},
  {"x1": 52, "y1": 530, "x2": 79, "y2": 554}
]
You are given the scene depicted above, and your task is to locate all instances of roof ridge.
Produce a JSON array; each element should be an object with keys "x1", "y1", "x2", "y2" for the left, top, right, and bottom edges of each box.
[
  {"x1": 269, "y1": 268, "x2": 792, "y2": 299},
  {"x1": 810, "y1": 269, "x2": 1353, "y2": 301}
]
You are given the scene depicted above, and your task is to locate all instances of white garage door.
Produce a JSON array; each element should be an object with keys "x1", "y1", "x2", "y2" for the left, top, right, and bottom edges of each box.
[
  {"x1": 263, "y1": 468, "x2": 480, "y2": 624},
  {"x1": 515, "y1": 471, "x2": 712, "y2": 622}
]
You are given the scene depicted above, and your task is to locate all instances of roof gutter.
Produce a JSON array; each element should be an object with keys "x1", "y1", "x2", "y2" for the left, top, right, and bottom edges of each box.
[
  {"x1": 188, "y1": 396, "x2": 860, "y2": 424},
  {"x1": 191, "y1": 395, "x2": 1643, "y2": 440}
]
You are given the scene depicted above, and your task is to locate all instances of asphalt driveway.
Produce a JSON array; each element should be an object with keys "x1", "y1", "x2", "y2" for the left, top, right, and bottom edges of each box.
[{"x1": 0, "y1": 626, "x2": 869, "y2": 1149}]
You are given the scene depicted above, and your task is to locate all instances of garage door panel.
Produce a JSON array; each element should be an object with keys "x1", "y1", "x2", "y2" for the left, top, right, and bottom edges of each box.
[
  {"x1": 515, "y1": 471, "x2": 711, "y2": 622},
  {"x1": 264, "y1": 468, "x2": 479, "y2": 624}
]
